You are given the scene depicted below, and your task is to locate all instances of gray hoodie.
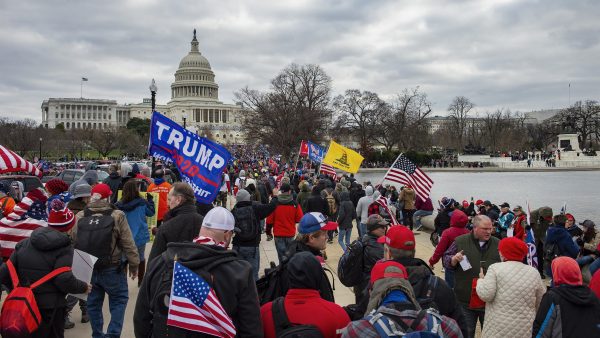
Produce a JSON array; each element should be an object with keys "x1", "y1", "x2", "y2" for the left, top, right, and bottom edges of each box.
[{"x1": 356, "y1": 186, "x2": 374, "y2": 224}]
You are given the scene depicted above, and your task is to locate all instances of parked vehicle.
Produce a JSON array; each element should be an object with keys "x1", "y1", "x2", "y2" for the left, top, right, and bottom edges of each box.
[
  {"x1": 0, "y1": 175, "x2": 43, "y2": 192},
  {"x1": 41, "y1": 169, "x2": 109, "y2": 185}
]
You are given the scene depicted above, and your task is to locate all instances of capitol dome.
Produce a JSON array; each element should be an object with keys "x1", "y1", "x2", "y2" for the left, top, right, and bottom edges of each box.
[{"x1": 170, "y1": 29, "x2": 219, "y2": 102}]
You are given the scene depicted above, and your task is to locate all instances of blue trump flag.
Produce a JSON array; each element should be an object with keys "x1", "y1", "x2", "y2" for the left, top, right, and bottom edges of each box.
[
  {"x1": 307, "y1": 141, "x2": 324, "y2": 163},
  {"x1": 148, "y1": 112, "x2": 231, "y2": 204}
]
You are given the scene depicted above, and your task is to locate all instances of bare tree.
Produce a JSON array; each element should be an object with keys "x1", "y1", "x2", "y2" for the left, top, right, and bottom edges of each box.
[
  {"x1": 388, "y1": 87, "x2": 433, "y2": 151},
  {"x1": 332, "y1": 89, "x2": 387, "y2": 155},
  {"x1": 556, "y1": 100, "x2": 600, "y2": 148},
  {"x1": 89, "y1": 128, "x2": 119, "y2": 158},
  {"x1": 447, "y1": 96, "x2": 475, "y2": 150},
  {"x1": 235, "y1": 63, "x2": 332, "y2": 160}
]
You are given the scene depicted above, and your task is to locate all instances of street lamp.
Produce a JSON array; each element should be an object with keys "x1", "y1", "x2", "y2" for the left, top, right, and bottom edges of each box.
[
  {"x1": 39, "y1": 137, "x2": 42, "y2": 161},
  {"x1": 183, "y1": 116, "x2": 187, "y2": 128},
  {"x1": 149, "y1": 79, "x2": 157, "y2": 112}
]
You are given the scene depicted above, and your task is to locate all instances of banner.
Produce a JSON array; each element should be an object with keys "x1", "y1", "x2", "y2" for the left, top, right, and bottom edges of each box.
[
  {"x1": 300, "y1": 140, "x2": 309, "y2": 157},
  {"x1": 307, "y1": 141, "x2": 325, "y2": 163},
  {"x1": 148, "y1": 112, "x2": 231, "y2": 204},
  {"x1": 322, "y1": 140, "x2": 364, "y2": 174}
]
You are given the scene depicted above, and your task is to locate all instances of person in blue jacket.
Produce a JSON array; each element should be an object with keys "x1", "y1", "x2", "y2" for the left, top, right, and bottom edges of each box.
[
  {"x1": 545, "y1": 214, "x2": 580, "y2": 280},
  {"x1": 115, "y1": 180, "x2": 155, "y2": 286}
]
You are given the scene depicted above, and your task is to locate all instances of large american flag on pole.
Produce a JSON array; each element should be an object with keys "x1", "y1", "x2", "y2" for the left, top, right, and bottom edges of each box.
[
  {"x1": 320, "y1": 163, "x2": 337, "y2": 180},
  {"x1": 0, "y1": 145, "x2": 42, "y2": 177},
  {"x1": 383, "y1": 154, "x2": 433, "y2": 201},
  {"x1": 167, "y1": 261, "x2": 236, "y2": 338}
]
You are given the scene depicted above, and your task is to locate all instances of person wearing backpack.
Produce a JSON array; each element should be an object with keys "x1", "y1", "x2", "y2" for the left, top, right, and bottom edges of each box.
[
  {"x1": 369, "y1": 225, "x2": 468, "y2": 337},
  {"x1": 340, "y1": 260, "x2": 464, "y2": 338},
  {"x1": 134, "y1": 207, "x2": 263, "y2": 337},
  {"x1": 0, "y1": 204, "x2": 91, "y2": 337},
  {"x1": 264, "y1": 184, "x2": 301, "y2": 265},
  {"x1": 544, "y1": 214, "x2": 580, "y2": 281},
  {"x1": 72, "y1": 183, "x2": 139, "y2": 338},
  {"x1": 232, "y1": 188, "x2": 278, "y2": 280},
  {"x1": 261, "y1": 251, "x2": 350, "y2": 338},
  {"x1": 336, "y1": 191, "x2": 356, "y2": 251}
]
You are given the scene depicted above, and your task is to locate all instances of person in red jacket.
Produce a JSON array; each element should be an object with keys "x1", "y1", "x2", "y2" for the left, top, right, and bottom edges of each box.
[
  {"x1": 509, "y1": 205, "x2": 527, "y2": 241},
  {"x1": 261, "y1": 251, "x2": 350, "y2": 337},
  {"x1": 266, "y1": 183, "x2": 304, "y2": 264},
  {"x1": 428, "y1": 209, "x2": 469, "y2": 288}
]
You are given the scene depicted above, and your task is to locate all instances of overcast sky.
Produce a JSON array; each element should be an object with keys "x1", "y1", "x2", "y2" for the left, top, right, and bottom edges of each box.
[{"x1": 1, "y1": 0, "x2": 598, "y2": 122}]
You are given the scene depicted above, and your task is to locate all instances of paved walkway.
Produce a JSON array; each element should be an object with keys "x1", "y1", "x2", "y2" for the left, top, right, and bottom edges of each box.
[{"x1": 65, "y1": 225, "x2": 450, "y2": 337}]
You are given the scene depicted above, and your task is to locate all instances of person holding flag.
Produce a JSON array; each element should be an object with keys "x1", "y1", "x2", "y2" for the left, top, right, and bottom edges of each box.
[{"x1": 134, "y1": 207, "x2": 262, "y2": 337}]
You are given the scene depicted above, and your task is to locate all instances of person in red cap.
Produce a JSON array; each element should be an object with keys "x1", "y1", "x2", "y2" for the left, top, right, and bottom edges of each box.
[
  {"x1": 533, "y1": 257, "x2": 600, "y2": 337},
  {"x1": 0, "y1": 200, "x2": 90, "y2": 337},
  {"x1": 428, "y1": 209, "x2": 470, "y2": 288},
  {"x1": 341, "y1": 260, "x2": 463, "y2": 338},
  {"x1": 475, "y1": 237, "x2": 545, "y2": 338},
  {"x1": 72, "y1": 183, "x2": 139, "y2": 338}
]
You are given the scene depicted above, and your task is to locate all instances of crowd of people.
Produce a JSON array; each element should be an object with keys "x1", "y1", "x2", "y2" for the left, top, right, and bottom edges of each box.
[{"x1": 0, "y1": 159, "x2": 599, "y2": 338}]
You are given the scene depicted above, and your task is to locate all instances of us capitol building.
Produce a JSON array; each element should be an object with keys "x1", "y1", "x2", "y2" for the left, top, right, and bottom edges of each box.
[{"x1": 41, "y1": 30, "x2": 245, "y2": 144}]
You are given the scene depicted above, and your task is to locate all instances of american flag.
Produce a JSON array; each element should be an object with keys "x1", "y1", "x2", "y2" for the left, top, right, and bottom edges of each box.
[
  {"x1": 0, "y1": 145, "x2": 42, "y2": 177},
  {"x1": 0, "y1": 194, "x2": 47, "y2": 259},
  {"x1": 375, "y1": 195, "x2": 398, "y2": 225},
  {"x1": 167, "y1": 261, "x2": 236, "y2": 338},
  {"x1": 320, "y1": 163, "x2": 337, "y2": 180},
  {"x1": 383, "y1": 154, "x2": 433, "y2": 201}
]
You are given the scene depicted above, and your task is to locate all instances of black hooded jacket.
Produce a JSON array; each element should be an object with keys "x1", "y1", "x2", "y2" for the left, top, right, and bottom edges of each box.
[
  {"x1": 337, "y1": 191, "x2": 356, "y2": 230},
  {"x1": 134, "y1": 242, "x2": 262, "y2": 337},
  {"x1": 232, "y1": 198, "x2": 277, "y2": 247},
  {"x1": 148, "y1": 202, "x2": 203, "y2": 263},
  {"x1": 103, "y1": 171, "x2": 122, "y2": 204},
  {"x1": 0, "y1": 227, "x2": 88, "y2": 309},
  {"x1": 533, "y1": 285, "x2": 600, "y2": 337},
  {"x1": 282, "y1": 240, "x2": 335, "y2": 302}
]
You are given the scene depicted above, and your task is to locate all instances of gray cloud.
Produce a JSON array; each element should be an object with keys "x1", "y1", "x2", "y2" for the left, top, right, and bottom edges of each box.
[{"x1": 1, "y1": 0, "x2": 599, "y2": 122}]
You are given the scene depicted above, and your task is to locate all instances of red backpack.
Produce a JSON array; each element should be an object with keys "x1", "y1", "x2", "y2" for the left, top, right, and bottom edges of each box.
[{"x1": 0, "y1": 260, "x2": 71, "y2": 338}]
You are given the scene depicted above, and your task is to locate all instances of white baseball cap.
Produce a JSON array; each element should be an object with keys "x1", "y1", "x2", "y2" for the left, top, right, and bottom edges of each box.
[{"x1": 202, "y1": 207, "x2": 235, "y2": 231}]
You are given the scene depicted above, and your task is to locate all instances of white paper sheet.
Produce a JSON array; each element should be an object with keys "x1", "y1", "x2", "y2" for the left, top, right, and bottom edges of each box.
[
  {"x1": 459, "y1": 255, "x2": 472, "y2": 271},
  {"x1": 69, "y1": 249, "x2": 98, "y2": 301},
  {"x1": 507, "y1": 227, "x2": 515, "y2": 238}
]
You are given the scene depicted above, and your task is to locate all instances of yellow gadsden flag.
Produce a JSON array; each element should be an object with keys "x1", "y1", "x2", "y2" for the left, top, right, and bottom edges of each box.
[{"x1": 322, "y1": 140, "x2": 364, "y2": 174}]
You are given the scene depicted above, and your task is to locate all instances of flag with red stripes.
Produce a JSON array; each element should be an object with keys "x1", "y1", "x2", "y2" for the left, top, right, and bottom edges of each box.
[
  {"x1": 319, "y1": 163, "x2": 337, "y2": 180},
  {"x1": 376, "y1": 195, "x2": 399, "y2": 225},
  {"x1": 0, "y1": 195, "x2": 47, "y2": 259},
  {"x1": 167, "y1": 261, "x2": 236, "y2": 337},
  {"x1": 383, "y1": 154, "x2": 433, "y2": 201},
  {"x1": 0, "y1": 145, "x2": 42, "y2": 177}
]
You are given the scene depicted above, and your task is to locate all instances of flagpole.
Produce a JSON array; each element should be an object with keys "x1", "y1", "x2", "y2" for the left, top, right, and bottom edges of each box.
[
  {"x1": 378, "y1": 152, "x2": 402, "y2": 188},
  {"x1": 291, "y1": 141, "x2": 303, "y2": 180},
  {"x1": 80, "y1": 78, "x2": 83, "y2": 98}
]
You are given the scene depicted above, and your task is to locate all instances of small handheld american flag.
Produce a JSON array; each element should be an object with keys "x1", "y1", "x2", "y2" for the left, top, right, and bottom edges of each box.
[
  {"x1": 382, "y1": 154, "x2": 433, "y2": 201},
  {"x1": 319, "y1": 163, "x2": 337, "y2": 180},
  {"x1": 167, "y1": 261, "x2": 236, "y2": 338}
]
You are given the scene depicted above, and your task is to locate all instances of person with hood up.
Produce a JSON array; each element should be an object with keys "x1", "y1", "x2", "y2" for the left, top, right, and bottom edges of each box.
[
  {"x1": 103, "y1": 164, "x2": 122, "y2": 203},
  {"x1": 147, "y1": 182, "x2": 203, "y2": 263},
  {"x1": 475, "y1": 237, "x2": 545, "y2": 338},
  {"x1": 356, "y1": 185, "x2": 374, "y2": 238},
  {"x1": 0, "y1": 201, "x2": 90, "y2": 337},
  {"x1": 532, "y1": 256, "x2": 600, "y2": 337},
  {"x1": 429, "y1": 209, "x2": 470, "y2": 288},
  {"x1": 0, "y1": 180, "x2": 16, "y2": 217},
  {"x1": 544, "y1": 214, "x2": 580, "y2": 280},
  {"x1": 336, "y1": 191, "x2": 356, "y2": 251},
  {"x1": 134, "y1": 207, "x2": 263, "y2": 337},
  {"x1": 349, "y1": 182, "x2": 364, "y2": 209},
  {"x1": 147, "y1": 168, "x2": 172, "y2": 230},
  {"x1": 295, "y1": 180, "x2": 311, "y2": 214},
  {"x1": 45, "y1": 178, "x2": 72, "y2": 213},
  {"x1": 260, "y1": 252, "x2": 350, "y2": 337},
  {"x1": 341, "y1": 260, "x2": 463, "y2": 338},
  {"x1": 68, "y1": 169, "x2": 98, "y2": 196},
  {"x1": 433, "y1": 197, "x2": 455, "y2": 243},
  {"x1": 115, "y1": 180, "x2": 155, "y2": 286}
]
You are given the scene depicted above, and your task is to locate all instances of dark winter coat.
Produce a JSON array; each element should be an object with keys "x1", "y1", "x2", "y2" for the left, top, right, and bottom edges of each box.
[
  {"x1": 349, "y1": 184, "x2": 364, "y2": 209},
  {"x1": 354, "y1": 233, "x2": 385, "y2": 303},
  {"x1": 0, "y1": 227, "x2": 87, "y2": 309},
  {"x1": 306, "y1": 190, "x2": 330, "y2": 217},
  {"x1": 232, "y1": 198, "x2": 277, "y2": 247},
  {"x1": 283, "y1": 240, "x2": 334, "y2": 302},
  {"x1": 147, "y1": 202, "x2": 203, "y2": 263},
  {"x1": 434, "y1": 207, "x2": 453, "y2": 233},
  {"x1": 532, "y1": 285, "x2": 600, "y2": 337},
  {"x1": 336, "y1": 191, "x2": 356, "y2": 230},
  {"x1": 134, "y1": 242, "x2": 262, "y2": 338},
  {"x1": 103, "y1": 172, "x2": 122, "y2": 204},
  {"x1": 546, "y1": 225, "x2": 580, "y2": 259}
]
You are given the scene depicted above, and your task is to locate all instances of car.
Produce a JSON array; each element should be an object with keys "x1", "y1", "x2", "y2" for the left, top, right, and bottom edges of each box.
[
  {"x1": 0, "y1": 175, "x2": 43, "y2": 193},
  {"x1": 41, "y1": 169, "x2": 109, "y2": 186}
]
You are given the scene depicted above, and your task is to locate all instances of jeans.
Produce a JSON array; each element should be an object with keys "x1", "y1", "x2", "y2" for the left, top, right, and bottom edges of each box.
[
  {"x1": 460, "y1": 303, "x2": 485, "y2": 338},
  {"x1": 402, "y1": 209, "x2": 416, "y2": 230},
  {"x1": 88, "y1": 267, "x2": 129, "y2": 338},
  {"x1": 233, "y1": 245, "x2": 260, "y2": 281},
  {"x1": 413, "y1": 210, "x2": 433, "y2": 230},
  {"x1": 137, "y1": 244, "x2": 146, "y2": 262},
  {"x1": 444, "y1": 268, "x2": 455, "y2": 289},
  {"x1": 358, "y1": 222, "x2": 367, "y2": 238},
  {"x1": 338, "y1": 228, "x2": 352, "y2": 251},
  {"x1": 577, "y1": 255, "x2": 595, "y2": 267},
  {"x1": 591, "y1": 258, "x2": 600, "y2": 276},
  {"x1": 274, "y1": 236, "x2": 294, "y2": 264}
]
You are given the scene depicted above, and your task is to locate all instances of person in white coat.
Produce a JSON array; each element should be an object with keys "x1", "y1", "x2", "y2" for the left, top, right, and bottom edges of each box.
[
  {"x1": 476, "y1": 237, "x2": 546, "y2": 338},
  {"x1": 355, "y1": 185, "x2": 374, "y2": 238}
]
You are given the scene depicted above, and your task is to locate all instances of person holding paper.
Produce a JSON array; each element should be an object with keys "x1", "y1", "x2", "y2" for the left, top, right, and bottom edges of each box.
[
  {"x1": 0, "y1": 200, "x2": 91, "y2": 337},
  {"x1": 443, "y1": 215, "x2": 501, "y2": 338}
]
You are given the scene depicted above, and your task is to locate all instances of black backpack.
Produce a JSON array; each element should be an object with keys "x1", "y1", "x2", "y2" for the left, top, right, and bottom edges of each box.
[
  {"x1": 414, "y1": 275, "x2": 439, "y2": 310},
  {"x1": 74, "y1": 208, "x2": 116, "y2": 269},
  {"x1": 149, "y1": 253, "x2": 239, "y2": 337},
  {"x1": 544, "y1": 241, "x2": 561, "y2": 264},
  {"x1": 272, "y1": 297, "x2": 324, "y2": 337},
  {"x1": 232, "y1": 205, "x2": 259, "y2": 242},
  {"x1": 257, "y1": 262, "x2": 290, "y2": 305},
  {"x1": 337, "y1": 238, "x2": 365, "y2": 287}
]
